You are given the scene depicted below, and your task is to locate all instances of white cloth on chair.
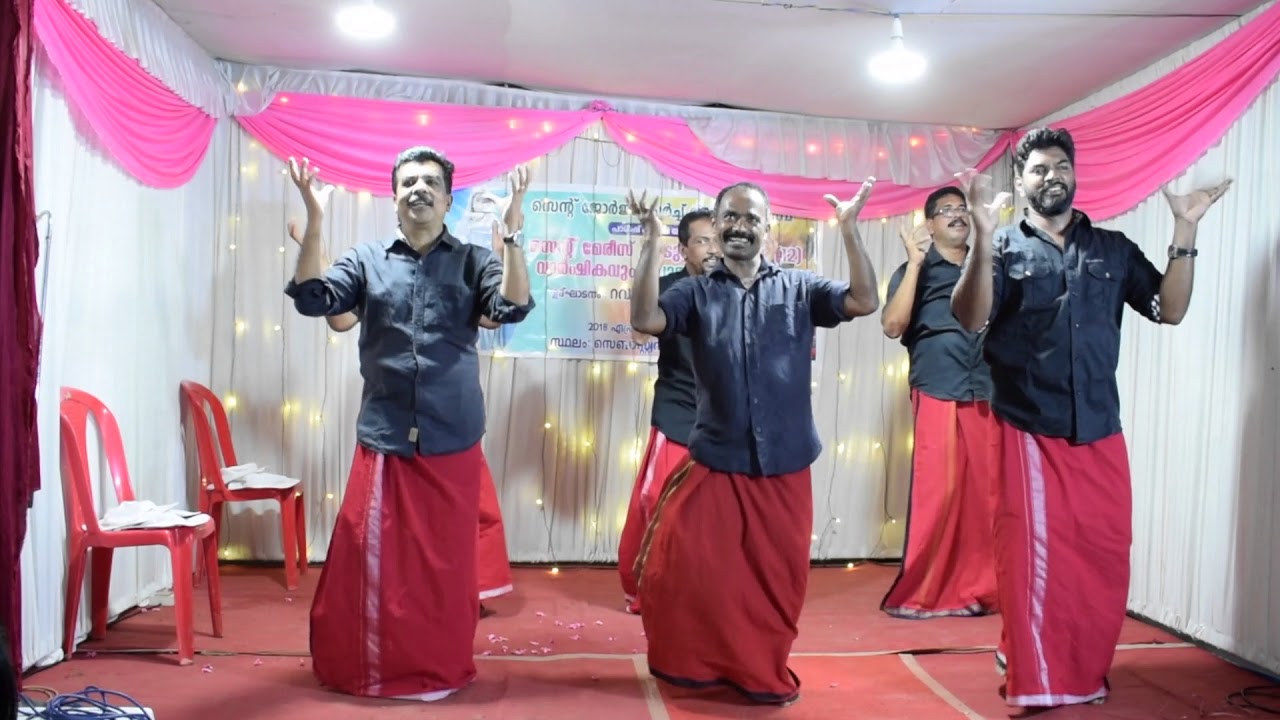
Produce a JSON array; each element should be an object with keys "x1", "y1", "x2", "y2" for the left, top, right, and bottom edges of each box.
[
  {"x1": 99, "y1": 500, "x2": 212, "y2": 531},
  {"x1": 220, "y1": 462, "x2": 301, "y2": 491}
]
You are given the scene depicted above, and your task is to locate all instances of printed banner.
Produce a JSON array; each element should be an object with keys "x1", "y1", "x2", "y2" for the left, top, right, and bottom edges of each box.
[{"x1": 446, "y1": 183, "x2": 818, "y2": 360}]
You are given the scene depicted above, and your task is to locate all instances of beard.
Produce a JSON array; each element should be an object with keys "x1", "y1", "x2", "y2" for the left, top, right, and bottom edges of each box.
[{"x1": 1028, "y1": 181, "x2": 1075, "y2": 217}]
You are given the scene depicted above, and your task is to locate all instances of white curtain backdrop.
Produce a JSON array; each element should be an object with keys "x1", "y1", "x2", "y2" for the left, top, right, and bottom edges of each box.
[
  {"x1": 18, "y1": 56, "x2": 228, "y2": 670},
  {"x1": 19, "y1": 0, "x2": 1278, "y2": 681},
  {"x1": 208, "y1": 125, "x2": 1012, "y2": 566}
]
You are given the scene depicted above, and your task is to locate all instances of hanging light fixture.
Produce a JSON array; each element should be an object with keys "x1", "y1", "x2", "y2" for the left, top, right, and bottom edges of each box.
[
  {"x1": 335, "y1": 0, "x2": 396, "y2": 40},
  {"x1": 868, "y1": 15, "x2": 926, "y2": 84}
]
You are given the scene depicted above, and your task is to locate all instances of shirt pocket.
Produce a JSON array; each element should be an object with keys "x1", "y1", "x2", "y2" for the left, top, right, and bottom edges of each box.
[
  {"x1": 1082, "y1": 258, "x2": 1120, "y2": 311},
  {"x1": 760, "y1": 301, "x2": 809, "y2": 382},
  {"x1": 1005, "y1": 255, "x2": 1059, "y2": 310},
  {"x1": 421, "y1": 283, "x2": 473, "y2": 329}
]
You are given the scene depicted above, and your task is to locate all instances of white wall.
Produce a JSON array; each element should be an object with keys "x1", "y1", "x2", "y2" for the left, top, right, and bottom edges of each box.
[{"x1": 18, "y1": 55, "x2": 224, "y2": 670}]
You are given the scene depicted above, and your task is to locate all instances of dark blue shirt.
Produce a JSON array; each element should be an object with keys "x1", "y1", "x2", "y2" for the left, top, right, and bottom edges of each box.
[
  {"x1": 658, "y1": 258, "x2": 854, "y2": 476},
  {"x1": 285, "y1": 229, "x2": 534, "y2": 457},
  {"x1": 982, "y1": 211, "x2": 1163, "y2": 444},
  {"x1": 887, "y1": 245, "x2": 992, "y2": 402},
  {"x1": 650, "y1": 268, "x2": 698, "y2": 445}
]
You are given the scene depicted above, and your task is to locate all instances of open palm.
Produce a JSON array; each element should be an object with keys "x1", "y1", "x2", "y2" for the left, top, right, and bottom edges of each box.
[
  {"x1": 954, "y1": 168, "x2": 1010, "y2": 236},
  {"x1": 1162, "y1": 179, "x2": 1232, "y2": 223},
  {"x1": 823, "y1": 178, "x2": 876, "y2": 230}
]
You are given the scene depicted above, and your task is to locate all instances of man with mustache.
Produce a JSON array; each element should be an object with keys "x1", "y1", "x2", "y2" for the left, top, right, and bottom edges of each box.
[
  {"x1": 284, "y1": 148, "x2": 534, "y2": 702},
  {"x1": 879, "y1": 186, "x2": 999, "y2": 620},
  {"x1": 951, "y1": 127, "x2": 1231, "y2": 709},
  {"x1": 286, "y1": 193, "x2": 516, "y2": 615},
  {"x1": 629, "y1": 181, "x2": 880, "y2": 706},
  {"x1": 618, "y1": 208, "x2": 718, "y2": 615}
]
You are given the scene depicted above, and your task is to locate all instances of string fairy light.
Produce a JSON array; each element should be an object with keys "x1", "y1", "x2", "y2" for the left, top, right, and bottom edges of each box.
[{"x1": 216, "y1": 126, "x2": 933, "y2": 572}]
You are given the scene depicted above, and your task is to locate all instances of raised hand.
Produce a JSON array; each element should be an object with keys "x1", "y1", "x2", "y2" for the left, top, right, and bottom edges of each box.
[
  {"x1": 626, "y1": 189, "x2": 665, "y2": 241},
  {"x1": 954, "y1": 168, "x2": 1011, "y2": 237},
  {"x1": 823, "y1": 178, "x2": 876, "y2": 231},
  {"x1": 898, "y1": 219, "x2": 931, "y2": 265},
  {"x1": 498, "y1": 164, "x2": 532, "y2": 235},
  {"x1": 286, "y1": 183, "x2": 334, "y2": 245},
  {"x1": 287, "y1": 157, "x2": 328, "y2": 213},
  {"x1": 1162, "y1": 179, "x2": 1232, "y2": 224},
  {"x1": 490, "y1": 216, "x2": 509, "y2": 259}
]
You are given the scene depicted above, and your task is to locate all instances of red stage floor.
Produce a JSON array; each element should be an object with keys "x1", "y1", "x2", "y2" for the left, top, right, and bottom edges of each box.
[{"x1": 25, "y1": 563, "x2": 1276, "y2": 719}]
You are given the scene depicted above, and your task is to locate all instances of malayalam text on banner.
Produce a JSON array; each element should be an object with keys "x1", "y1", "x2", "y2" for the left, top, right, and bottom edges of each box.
[{"x1": 445, "y1": 183, "x2": 818, "y2": 361}]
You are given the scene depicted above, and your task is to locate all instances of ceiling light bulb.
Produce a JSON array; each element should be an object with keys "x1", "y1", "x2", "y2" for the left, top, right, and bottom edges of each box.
[
  {"x1": 868, "y1": 16, "x2": 926, "y2": 84},
  {"x1": 336, "y1": 2, "x2": 396, "y2": 40}
]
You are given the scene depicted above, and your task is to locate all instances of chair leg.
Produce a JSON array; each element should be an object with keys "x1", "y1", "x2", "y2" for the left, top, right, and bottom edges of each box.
[
  {"x1": 294, "y1": 492, "x2": 308, "y2": 576},
  {"x1": 169, "y1": 538, "x2": 196, "y2": 665},
  {"x1": 279, "y1": 493, "x2": 299, "y2": 591},
  {"x1": 89, "y1": 548, "x2": 115, "y2": 640},
  {"x1": 201, "y1": 532, "x2": 224, "y2": 638},
  {"x1": 195, "y1": 499, "x2": 222, "y2": 587},
  {"x1": 63, "y1": 544, "x2": 88, "y2": 658}
]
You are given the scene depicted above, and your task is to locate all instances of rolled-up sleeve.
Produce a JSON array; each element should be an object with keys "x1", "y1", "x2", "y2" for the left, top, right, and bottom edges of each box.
[
  {"x1": 806, "y1": 272, "x2": 854, "y2": 328},
  {"x1": 657, "y1": 276, "x2": 698, "y2": 340},
  {"x1": 284, "y1": 248, "x2": 364, "y2": 317},
  {"x1": 476, "y1": 252, "x2": 535, "y2": 323},
  {"x1": 1121, "y1": 234, "x2": 1164, "y2": 324}
]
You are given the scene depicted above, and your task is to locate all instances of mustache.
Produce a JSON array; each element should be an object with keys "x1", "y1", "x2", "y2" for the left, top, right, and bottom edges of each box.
[
  {"x1": 948, "y1": 218, "x2": 968, "y2": 228},
  {"x1": 723, "y1": 230, "x2": 753, "y2": 242},
  {"x1": 1042, "y1": 181, "x2": 1068, "y2": 194},
  {"x1": 407, "y1": 191, "x2": 434, "y2": 205}
]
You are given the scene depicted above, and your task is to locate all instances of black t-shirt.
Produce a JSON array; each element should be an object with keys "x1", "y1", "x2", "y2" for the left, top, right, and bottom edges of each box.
[{"x1": 650, "y1": 269, "x2": 698, "y2": 445}]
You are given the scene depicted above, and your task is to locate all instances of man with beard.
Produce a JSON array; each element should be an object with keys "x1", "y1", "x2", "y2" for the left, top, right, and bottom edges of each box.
[
  {"x1": 284, "y1": 149, "x2": 534, "y2": 701},
  {"x1": 629, "y1": 181, "x2": 880, "y2": 706},
  {"x1": 286, "y1": 187, "x2": 517, "y2": 614},
  {"x1": 951, "y1": 127, "x2": 1231, "y2": 708},
  {"x1": 879, "y1": 186, "x2": 999, "y2": 620},
  {"x1": 618, "y1": 208, "x2": 718, "y2": 615}
]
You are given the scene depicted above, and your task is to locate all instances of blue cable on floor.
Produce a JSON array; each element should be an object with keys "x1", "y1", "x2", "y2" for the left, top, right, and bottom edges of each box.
[{"x1": 19, "y1": 687, "x2": 150, "y2": 719}]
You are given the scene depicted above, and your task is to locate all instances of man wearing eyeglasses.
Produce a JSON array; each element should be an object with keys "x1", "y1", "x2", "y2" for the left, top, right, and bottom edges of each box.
[{"x1": 878, "y1": 186, "x2": 999, "y2": 620}]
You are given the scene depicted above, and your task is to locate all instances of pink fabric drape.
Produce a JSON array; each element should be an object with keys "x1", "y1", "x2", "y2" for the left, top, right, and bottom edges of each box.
[
  {"x1": 32, "y1": 0, "x2": 215, "y2": 188},
  {"x1": 235, "y1": 94, "x2": 598, "y2": 194},
  {"x1": 601, "y1": 113, "x2": 1010, "y2": 218},
  {"x1": 28, "y1": 0, "x2": 1280, "y2": 219},
  {"x1": 236, "y1": 94, "x2": 1006, "y2": 217},
  {"x1": 1029, "y1": 0, "x2": 1280, "y2": 219}
]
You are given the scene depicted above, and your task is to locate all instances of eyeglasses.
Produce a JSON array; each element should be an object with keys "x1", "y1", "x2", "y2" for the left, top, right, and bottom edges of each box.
[{"x1": 930, "y1": 206, "x2": 970, "y2": 218}]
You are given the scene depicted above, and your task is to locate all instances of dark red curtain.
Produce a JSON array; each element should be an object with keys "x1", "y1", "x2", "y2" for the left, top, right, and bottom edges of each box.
[{"x1": 1, "y1": 0, "x2": 43, "y2": 678}]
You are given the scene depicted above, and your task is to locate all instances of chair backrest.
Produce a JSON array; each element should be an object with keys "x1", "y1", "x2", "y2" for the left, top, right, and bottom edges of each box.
[
  {"x1": 59, "y1": 387, "x2": 136, "y2": 536},
  {"x1": 178, "y1": 381, "x2": 238, "y2": 494}
]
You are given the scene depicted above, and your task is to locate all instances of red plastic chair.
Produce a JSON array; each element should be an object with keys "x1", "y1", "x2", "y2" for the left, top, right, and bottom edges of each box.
[
  {"x1": 59, "y1": 387, "x2": 223, "y2": 666},
  {"x1": 179, "y1": 381, "x2": 307, "y2": 590}
]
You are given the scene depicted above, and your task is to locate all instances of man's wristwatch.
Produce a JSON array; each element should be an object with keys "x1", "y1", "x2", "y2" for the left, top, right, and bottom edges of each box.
[
  {"x1": 1168, "y1": 245, "x2": 1198, "y2": 260},
  {"x1": 503, "y1": 231, "x2": 523, "y2": 248}
]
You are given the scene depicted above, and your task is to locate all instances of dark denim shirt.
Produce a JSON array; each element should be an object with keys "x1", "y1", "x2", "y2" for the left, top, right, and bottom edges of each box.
[
  {"x1": 285, "y1": 228, "x2": 534, "y2": 457},
  {"x1": 658, "y1": 258, "x2": 854, "y2": 476},
  {"x1": 982, "y1": 211, "x2": 1163, "y2": 444},
  {"x1": 650, "y1": 268, "x2": 698, "y2": 445},
  {"x1": 887, "y1": 245, "x2": 992, "y2": 402}
]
